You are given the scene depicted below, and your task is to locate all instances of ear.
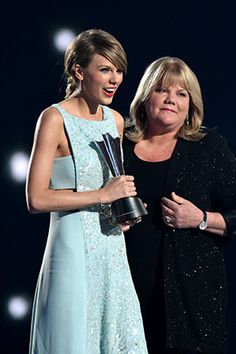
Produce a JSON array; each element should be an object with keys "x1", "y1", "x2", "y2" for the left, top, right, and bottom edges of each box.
[{"x1": 74, "y1": 64, "x2": 84, "y2": 80}]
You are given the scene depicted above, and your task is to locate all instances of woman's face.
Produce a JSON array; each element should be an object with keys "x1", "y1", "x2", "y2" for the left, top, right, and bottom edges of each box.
[
  {"x1": 77, "y1": 53, "x2": 124, "y2": 105},
  {"x1": 145, "y1": 83, "x2": 190, "y2": 133}
]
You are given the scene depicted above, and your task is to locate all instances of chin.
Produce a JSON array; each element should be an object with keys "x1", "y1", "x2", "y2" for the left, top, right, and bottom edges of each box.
[{"x1": 101, "y1": 96, "x2": 113, "y2": 105}]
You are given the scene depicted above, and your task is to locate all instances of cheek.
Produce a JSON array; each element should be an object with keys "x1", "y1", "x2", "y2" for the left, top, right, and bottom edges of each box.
[
  {"x1": 178, "y1": 100, "x2": 189, "y2": 116},
  {"x1": 147, "y1": 102, "x2": 161, "y2": 117},
  {"x1": 84, "y1": 77, "x2": 102, "y2": 92},
  {"x1": 146, "y1": 96, "x2": 161, "y2": 110},
  {"x1": 179, "y1": 105, "x2": 189, "y2": 120},
  {"x1": 182, "y1": 99, "x2": 190, "y2": 112},
  {"x1": 87, "y1": 72, "x2": 103, "y2": 84},
  {"x1": 144, "y1": 103, "x2": 152, "y2": 117},
  {"x1": 114, "y1": 74, "x2": 123, "y2": 87}
]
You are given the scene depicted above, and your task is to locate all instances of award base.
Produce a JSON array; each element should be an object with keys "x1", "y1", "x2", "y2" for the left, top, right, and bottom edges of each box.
[{"x1": 111, "y1": 196, "x2": 147, "y2": 224}]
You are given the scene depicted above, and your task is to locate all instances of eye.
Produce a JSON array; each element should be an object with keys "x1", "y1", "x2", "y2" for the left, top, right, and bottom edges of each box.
[
  {"x1": 116, "y1": 69, "x2": 124, "y2": 74},
  {"x1": 100, "y1": 67, "x2": 109, "y2": 72},
  {"x1": 177, "y1": 91, "x2": 188, "y2": 97},
  {"x1": 155, "y1": 88, "x2": 167, "y2": 93}
]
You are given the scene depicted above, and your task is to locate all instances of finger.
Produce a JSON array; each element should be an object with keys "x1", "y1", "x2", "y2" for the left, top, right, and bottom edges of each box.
[
  {"x1": 171, "y1": 192, "x2": 185, "y2": 204},
  {"x1": 125, "y1": 217, "x2": 141, "y2": 226},
  {"x1": 121, "y1": 224, "x2": 130, "y2": 232},
  {"x1": 162, "y1": 215, "x2": 175, "y2": 227},
  {"x1": 162, "y1": 197, "x2": 178, "y2": 210},
  {"x1": 162, "y1": 204, "x2": 174, "y2": 216},
  {"x1": 125, "y1": 175, "x2": 134, "y2": 181}
]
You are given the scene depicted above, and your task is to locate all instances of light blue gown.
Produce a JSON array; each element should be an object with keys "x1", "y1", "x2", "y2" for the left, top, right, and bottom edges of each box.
[{"x1": 29, "y1": 103, "x2": 148, "y2": 354}]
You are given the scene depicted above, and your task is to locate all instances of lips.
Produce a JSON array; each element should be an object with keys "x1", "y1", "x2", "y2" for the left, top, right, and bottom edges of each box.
[
  {"x1": 161, "y1": 108, "x2": 176, "y2": 113},
  {"x1": 103, "y1": 88, "x2": 116, "y2": 97}
]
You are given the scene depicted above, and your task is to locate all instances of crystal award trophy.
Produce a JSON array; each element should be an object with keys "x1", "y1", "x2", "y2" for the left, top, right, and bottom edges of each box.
[{"x1": 95, "y1": 133, "x2": 148, "y2": 224}]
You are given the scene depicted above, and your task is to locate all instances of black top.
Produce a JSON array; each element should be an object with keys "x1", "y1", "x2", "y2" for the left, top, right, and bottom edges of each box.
[
  {"x1": 124, "y1": 141, "x2": 171, "y2": 352},
  {"x1": 123, "y1": 141, "x2": 170, "y2": 308},
  {"x1": 123, "y1": 130, "x2": 236, "y2": 353}
]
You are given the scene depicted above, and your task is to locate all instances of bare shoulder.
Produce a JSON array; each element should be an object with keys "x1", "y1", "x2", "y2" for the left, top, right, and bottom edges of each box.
[
  {"x1": 32, "y1": 106, "x2": 65, "y2": 149},
  {"x1": 110, "y1": 108, "x2": 124, "y2": 123},
  {"x1": 109, "y1": 108, "x2": 124, "y2": 135},
  {"x1": 37, "y1": 106, "x2": 63, "y2": 129}
]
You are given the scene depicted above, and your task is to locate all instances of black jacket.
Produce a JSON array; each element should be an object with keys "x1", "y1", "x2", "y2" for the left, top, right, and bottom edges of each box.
[{"x1": 123, "y1": 129, "x2": 236, "y2": 353}]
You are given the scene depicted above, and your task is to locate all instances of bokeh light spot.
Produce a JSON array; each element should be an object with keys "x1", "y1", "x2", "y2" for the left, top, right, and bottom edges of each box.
[
  {"x1": 53, "y1": 28, "x2": 76, "y2": 52},
  {"x1": 7, "y1": 295, "x2": 31, "y2": 320},
  {"x1": 9, "y1": 152, "x2": 29, "y2": 183}
]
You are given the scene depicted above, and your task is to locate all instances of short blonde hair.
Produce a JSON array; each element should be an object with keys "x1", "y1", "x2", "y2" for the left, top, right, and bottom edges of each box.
[
  {"x1": 127, "y1": 56, "x2": 205, "y2": 142},
  {"x1": 64, "y1": 28, "x2": 127, "y2": 98}
]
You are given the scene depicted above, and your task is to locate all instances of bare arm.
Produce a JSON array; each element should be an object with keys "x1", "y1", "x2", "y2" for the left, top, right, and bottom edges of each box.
[{"x1": 26, "y1": 108, "x2": 137, "y2": 214}]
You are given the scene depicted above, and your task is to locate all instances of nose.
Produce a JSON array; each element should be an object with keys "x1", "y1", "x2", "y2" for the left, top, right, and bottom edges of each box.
[
  {"x1": 109, "y1": 71, "x2": 122, "y2": 85},
  {"x1": 164, "y1": 93, "x2": 175, "y2": 104}
]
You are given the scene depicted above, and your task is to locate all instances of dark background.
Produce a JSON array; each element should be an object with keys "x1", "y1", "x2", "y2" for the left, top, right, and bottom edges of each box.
[{"x1": 1, "y1": 1, "x2": 236, "y2": 353}]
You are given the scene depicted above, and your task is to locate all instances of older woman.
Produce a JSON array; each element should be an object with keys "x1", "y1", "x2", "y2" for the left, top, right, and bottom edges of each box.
[{"x1": 123, "y1": 56, "x2": 236, "y2": 354}]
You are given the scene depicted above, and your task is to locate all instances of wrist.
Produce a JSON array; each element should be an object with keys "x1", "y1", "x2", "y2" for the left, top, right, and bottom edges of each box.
[
  {"x1": 98, "y1": 188, "x2": 105, "y2": 204},
  {"x1": 99, "y1": 188, "x2": 109, "y2": 204},
  {"x1": 198, "y1": 210, "x2": 208, "y2": 230}
]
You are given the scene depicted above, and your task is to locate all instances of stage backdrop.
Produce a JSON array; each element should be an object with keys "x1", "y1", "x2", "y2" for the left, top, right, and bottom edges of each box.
[{"x1": 1, "y1": 1, "x2": 236, "y2": 353}]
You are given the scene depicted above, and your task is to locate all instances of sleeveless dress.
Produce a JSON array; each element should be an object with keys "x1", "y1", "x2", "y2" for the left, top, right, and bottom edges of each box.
[{"x1": 29, "y1": 104, "x2": 148, "y2": 354}]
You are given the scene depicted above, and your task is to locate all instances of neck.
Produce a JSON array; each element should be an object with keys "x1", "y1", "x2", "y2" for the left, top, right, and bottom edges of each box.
[
  {"x1": 135, "y1": 130, "x2": 178, "y2": 162},
  {"x1": 73, "y1": 96, "x2": 103, "y2": 120},
  {"x1": 145, "y1": 131, "x2": 177, "y2": 146},
  {"x1": 146, "y1": 119, "x2": 182, "y2": 143}
]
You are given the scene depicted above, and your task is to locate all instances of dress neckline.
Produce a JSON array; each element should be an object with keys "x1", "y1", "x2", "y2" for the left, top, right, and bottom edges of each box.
[
  {"x1": 55, "y1": 103, "x2": 107, "y2": 122},
  {"x1": 133, "y1": 145, "x2": 172, "y2": 164}
]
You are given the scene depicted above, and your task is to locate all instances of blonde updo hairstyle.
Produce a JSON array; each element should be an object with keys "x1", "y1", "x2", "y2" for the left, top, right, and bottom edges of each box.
[
  {"x1": 127, "y1": 56, "x2": 205, "y2": 142},
  {"x1": 64, "y1": 28, "x2": 127, "y2": 98}
]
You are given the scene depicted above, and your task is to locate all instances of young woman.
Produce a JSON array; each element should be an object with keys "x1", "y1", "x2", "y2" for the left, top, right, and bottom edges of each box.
[{"x1": 26, "y1": 28, "x2": 148, "y2": 354}]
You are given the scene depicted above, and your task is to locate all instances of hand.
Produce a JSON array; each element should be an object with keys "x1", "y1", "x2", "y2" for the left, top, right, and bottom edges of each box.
[
  {"x1": 119, "y1": 216, "x2": 142, "y2": 232},
  {"x1": 161, "y1": 192, "x2": 203, "y2": 228},
  {"x1": 120, "y1": 223, "x2": 131, "y2": 232},
  {"x1": 101, "y1": 175, "x2": 137, "y2": 204}
]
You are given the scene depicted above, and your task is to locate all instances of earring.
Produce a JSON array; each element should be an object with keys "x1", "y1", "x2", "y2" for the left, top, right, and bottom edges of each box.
[{"x1": 185, "y1": 114, "x2": 190, "y2": 126}]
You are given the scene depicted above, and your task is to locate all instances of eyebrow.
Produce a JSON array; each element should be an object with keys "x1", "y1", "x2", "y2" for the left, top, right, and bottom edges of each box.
[{"x1": 160, "y1": 86, "x2": 188, "y2": 91}]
